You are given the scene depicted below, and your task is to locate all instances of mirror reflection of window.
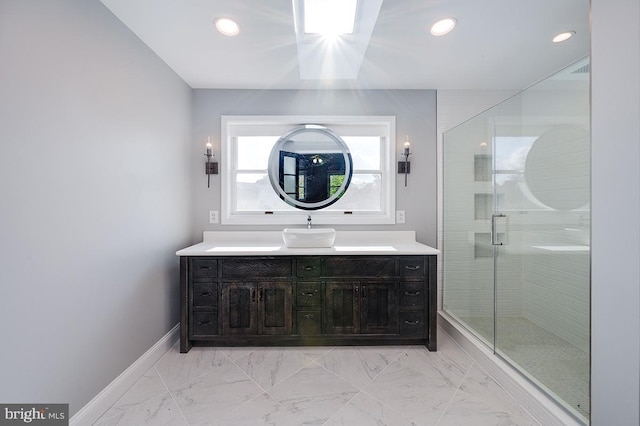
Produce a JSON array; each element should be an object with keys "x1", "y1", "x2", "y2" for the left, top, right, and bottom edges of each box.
[
  {"x1": 281, "y1": 152, "x2": 347, "y2": 204},
  {"x1": 329, "y1": 174, "x2": 345, "y2": 196},
  {"x1": 282, "y1": 153, "x2": 297, "y2": 198}
]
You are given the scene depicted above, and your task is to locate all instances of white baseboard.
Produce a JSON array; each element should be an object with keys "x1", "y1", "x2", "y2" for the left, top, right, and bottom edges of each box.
[
  {"x1": 70, "y1": 324, "x2": 180, "y2": 426},
  {"x1": 438, "y1": 312, "x2": 587, "y2": 426}
]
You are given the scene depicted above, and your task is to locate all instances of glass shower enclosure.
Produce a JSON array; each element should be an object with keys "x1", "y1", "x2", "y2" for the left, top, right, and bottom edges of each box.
[{"x1": 442, "y1": 58, "x2": 590, "y2": 422}]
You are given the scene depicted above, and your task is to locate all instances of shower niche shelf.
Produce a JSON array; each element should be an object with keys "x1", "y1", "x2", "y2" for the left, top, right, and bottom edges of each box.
[{"x1": 474, "y1": 155, "x2": 492, "y2": 181}]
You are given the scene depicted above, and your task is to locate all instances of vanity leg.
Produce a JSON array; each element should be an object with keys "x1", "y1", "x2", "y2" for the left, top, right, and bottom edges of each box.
[
  {"x1": 179, "y1": 257, "x2": 192, "y2": 353},
  {"x1": 180, "y1": 334, "x2": 192, "y2": 353},
  {"x1": 427, "y1": 255, "x2": 437, "y2": 351}
]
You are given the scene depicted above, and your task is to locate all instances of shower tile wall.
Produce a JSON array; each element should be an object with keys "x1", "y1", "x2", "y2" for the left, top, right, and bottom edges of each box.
[
  {"x1": 443, "y1": 111, "x2": 523, "y2": 322},
  {"x1": 443, "y1": 83, "x2": 590, "y2": 353},
  {"x1": 513, "y1": 91, "x2": 590, "y2": 353},
  {"x1": 522, "y1": 219, "x2": 590, "y2": 352}
]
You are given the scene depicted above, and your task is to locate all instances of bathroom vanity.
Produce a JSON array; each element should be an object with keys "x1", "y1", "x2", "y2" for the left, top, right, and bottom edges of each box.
[{"x1": 176, "y1": 231, "x2": 439, "y2": 353}]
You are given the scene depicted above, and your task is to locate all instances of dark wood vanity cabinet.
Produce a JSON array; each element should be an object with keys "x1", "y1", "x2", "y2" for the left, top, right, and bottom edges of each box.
[
  {"x1": 324, "y1": 281, "x2": 398, "y2": 335},
  {"x1": 180, "y1": 255, "x2": 436, "y2": 353},
  {"x1": 221, "y1": 281, "x2": 292, "y2": 335}
]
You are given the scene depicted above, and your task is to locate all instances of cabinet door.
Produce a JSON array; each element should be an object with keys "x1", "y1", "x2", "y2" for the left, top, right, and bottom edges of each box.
[
  {"x1": 360, "y1": 282, "x2": 398, "y2": 334},
  {"x1": 221, "y1": 282, "x2": 257, "y2": 335},
  {"x1": 258, "y1": 282, "x2": 292, "y2": 335},
  {"x1": 324, "y1": 282, "x2": 360, "y2": 334}
]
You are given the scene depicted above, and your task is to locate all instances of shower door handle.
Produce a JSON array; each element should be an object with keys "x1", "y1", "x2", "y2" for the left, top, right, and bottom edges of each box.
[{"x1": 491, "y1": 214, "x2": 507, "y2": 245}]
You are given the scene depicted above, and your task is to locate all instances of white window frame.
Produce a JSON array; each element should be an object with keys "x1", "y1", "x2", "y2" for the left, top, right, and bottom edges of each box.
[{"x1": 221, "y1": 115, "x2": 396, "y2": 225}]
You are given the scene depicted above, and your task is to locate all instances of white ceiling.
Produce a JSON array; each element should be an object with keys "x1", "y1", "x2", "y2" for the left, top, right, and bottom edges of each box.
[{"x1": 100, "y1": 0, "x2": 590, "y2": 90}]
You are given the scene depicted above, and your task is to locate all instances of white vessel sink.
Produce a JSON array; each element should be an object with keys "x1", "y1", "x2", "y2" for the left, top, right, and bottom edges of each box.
[{"x1": 282, "y1": 228, "x2": 336, "y2": 248}]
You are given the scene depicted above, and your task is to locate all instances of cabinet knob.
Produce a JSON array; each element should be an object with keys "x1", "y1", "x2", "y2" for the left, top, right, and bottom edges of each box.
[
  {"x1": 405, "y1": 320, "x2": 420, "y2": 325},
  {"x1": 200, "y1": 292, "x2": 211, "y2": 296},
  {"x1": 405, "y1": 265, "x2": 421, "y2": 270},
  {"x1": 304, "y1": 314, "x2": 314, "y2": 319},
  {"x1": 198, "y1": 320, "x2": 212, "y2": 325},
  {"x1": 301, "y1": 292, "x2": 316, "y2": 297},
  {"x1": 304, "y1": 265, "x2": 316, "y2": 271},
  {"x1": 404, "y1": 291, "x2": 420, "y2": 296}
]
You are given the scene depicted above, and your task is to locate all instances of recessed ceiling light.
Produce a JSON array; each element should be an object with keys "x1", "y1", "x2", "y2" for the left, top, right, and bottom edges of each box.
[
  {"x1": 430, "y1": 17, "x2": 457, "y2": 36},
  {"x1": 304, "y1": 0, "x2": 357, "y2": 35},
  {"x1": 214, "y1": 17, "x2": 240, "y2": 37},
  {"x1": 553, "y1": 31, "x2": 575, "y2": 43}
]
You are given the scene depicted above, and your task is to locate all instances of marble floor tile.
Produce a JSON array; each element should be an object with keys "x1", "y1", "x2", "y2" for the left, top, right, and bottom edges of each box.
[
  {"x1": 267, "y1": 364, "x2": 359, "y2": 425},
  {"x1": 363, "y1": 361, "x2": 459, "y2": 425},
  {"x1": 295, "y1": 346, "x2": 335, "y2": 360},
  {"x1": 154, "y1": 344, "x2": 231, "y2": 390},
  {"x1": 440, "y1": 363, "x2": 540, "y2": 425},
  {"x1": 324, "y1": 392, "x2": 418, "y2": 426},
  {"x1": 315, "y1": 347, "x2": 394, "y2": 389},
  {"x1": 170, "y1": 362, "x2": 263, "y2": 425},
  {"x1": 93, "y1": 392, "x2": 187, "y2": 426},
  {"x1": 94, "y1": 330, "x2": 542, "y2": 426},
  {"x1": 364, "y1": 345, "x2": 410, "y2": 360},
  {"x1": 220, "y1": 347, "x2": 257, "y2": 361},
  {"x1": 100, "y1": 366, "x2": 168, "y2": 419},
  {"x1": 212, "y1": 393, "x2": 300, "y2": 426},
  {"x1": 234, "y1": 347, "x2": 313, "y2": 390},
  {"x1": 397, "y1": 339, "x2": 472, "y2": 389}
]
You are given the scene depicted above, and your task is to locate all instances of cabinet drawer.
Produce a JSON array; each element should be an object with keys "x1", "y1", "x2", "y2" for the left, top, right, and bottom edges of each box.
[
  {"x1": 325, "y1": 257, "x2": 395, "y2": 277},
  {"x1": 191, "y1": 311, "x2": 218, "y2": 336},
  {"x1": 296, "y1": 310, "x2": 322, "y2": 335},
  {"x1": 191, "y1": 258, "x2": 217, "y2": 278},
  {"x1": 399, "y1": 257, "x2": 425, "y2": 278},
  {"x1": 399, "y1": 311, "x2": 425, "y2": 336},
  {"x1": 296, "y1": 258, "x2": 322, "y2": 278},
  {"x1": 192, "y1": 281, "x2": 218, "y2": 308},
  {"x1": 296, "y1": 282, "x2": 322, "y2": 307},
  {"x1": 399, "y1": 282, "x2": 424, "y2": 307},
  {"x1": 221, "y1": 258, "x2": 292, "y2": 278}
]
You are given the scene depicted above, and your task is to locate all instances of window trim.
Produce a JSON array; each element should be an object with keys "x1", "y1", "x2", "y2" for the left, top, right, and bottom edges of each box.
[{"x1": 221, "y1": 115, "x2": 396, "y2": 225}]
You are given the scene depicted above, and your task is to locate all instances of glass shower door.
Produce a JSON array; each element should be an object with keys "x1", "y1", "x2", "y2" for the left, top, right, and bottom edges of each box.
[
  {"x1": 492, "y1": 73, "x2": 591, "y2": 420},
  {"x1": 442, "y1": 108, "x2": 497, "y2": 347},
  {"x1": 443, "y1": 58, "x2": 591, "y2": 422}
]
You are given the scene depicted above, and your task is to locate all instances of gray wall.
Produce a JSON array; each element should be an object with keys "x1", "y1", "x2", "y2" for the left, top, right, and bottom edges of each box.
[
  {"x1": 192, "y1": 89, "x2": 438, "y2": 247},
  {"x1": 591, "y1": 0, "x2": 640, "y2": 423},
  {"x1": 0, "y1": 0, "x2": 192, "y2": 415}
]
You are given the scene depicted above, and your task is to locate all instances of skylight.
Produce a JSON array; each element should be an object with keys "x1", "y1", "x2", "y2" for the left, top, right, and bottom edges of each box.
[{"x1": 304, "y1": 0, "x2": 357, "y2": 35}]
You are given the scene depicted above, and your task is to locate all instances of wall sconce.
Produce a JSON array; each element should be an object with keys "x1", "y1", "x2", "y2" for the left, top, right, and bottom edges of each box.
[
  {"x1": 398, "y1": 135, "x2": 411, "y2": 187},
  {"x1": 204, "y1": 137, "x2": 218, "y2": 188}
]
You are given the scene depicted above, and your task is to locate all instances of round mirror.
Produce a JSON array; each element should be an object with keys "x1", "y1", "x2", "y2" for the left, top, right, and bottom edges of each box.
[{"x1": 268, "y1": 125, "x2": 353, "y2": 210}]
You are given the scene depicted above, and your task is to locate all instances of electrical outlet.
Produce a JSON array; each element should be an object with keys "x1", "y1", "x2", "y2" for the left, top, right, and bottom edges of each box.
[
  {"x1": 209, "y1": 210, "x2": 219, "y2": 224},
  {"x1": 396, "y1": 210, "x2": 406, "y2": 224}
]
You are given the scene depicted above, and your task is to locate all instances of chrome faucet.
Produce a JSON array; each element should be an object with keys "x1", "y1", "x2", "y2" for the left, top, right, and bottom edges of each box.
[{"x1": 307, "y1": 215, "x2": 312, "y2": 229}]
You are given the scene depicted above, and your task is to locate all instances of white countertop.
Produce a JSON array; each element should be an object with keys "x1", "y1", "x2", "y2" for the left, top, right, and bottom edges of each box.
[{"x1": 176, "y1": 231, "x2": 440, "y2": 256}]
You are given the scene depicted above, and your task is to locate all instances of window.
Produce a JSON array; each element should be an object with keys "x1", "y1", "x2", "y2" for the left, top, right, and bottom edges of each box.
[{"x1": 221, "y1": 116, "x2": 396, "y2": 225}]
